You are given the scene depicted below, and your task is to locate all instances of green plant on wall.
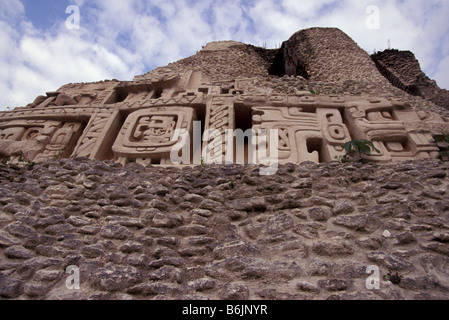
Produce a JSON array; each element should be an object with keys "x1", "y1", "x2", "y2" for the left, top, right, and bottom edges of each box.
[
  {"x1": 17, "y1": 150, "x2": 26, "y2": 164},
  {"x1": 8, "y1": 151, "x2": 37, "y2": 167},
  {"x1": 383, "y1": 270, "x2": 403, "y2": 285},
  {"x1": 54, "y1": 148, "x2": 66, "y2": 160},
  {"x1": 340, "y1": 139, "x2": 381, "y2": 163},
  {"x1": 431, "y1": 133, "x2": 449, "y2": 161}
]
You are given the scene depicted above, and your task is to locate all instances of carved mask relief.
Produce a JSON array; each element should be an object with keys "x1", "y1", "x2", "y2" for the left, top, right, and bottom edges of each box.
[
  {"x1": 0, "y1": 119, "x2": 84, "y2": 162},
  {"x1": 112, "y1": 107, "x2": 195, "y2": 165}
]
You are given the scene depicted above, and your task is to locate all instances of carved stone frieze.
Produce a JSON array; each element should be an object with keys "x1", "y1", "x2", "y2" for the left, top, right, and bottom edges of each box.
[{"x1": 1, "y1": 75, "x2": 448, "y2": 165}]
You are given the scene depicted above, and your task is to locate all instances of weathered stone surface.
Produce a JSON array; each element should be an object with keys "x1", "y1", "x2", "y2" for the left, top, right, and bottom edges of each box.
[
  {"x1": 4, "y1": 221, "x2": 38, "y2": 239},
  {"x1": 419, "y1": 254, "x2": 449, "y2": 288},
  {"x1": 35, "y1": 245, "x2": 65, "y2": 257},
  {"x1": 420, "y1": 242, "x2": 449, "y2": 256},
  {"x1": 274, "y1": 239, "x2": 308, "y2": 258},
  {"x1": 81, "y1": 245, "x2": 105, "y2": 258},
  {"x1": 213, "y1": 240, "x2": 259, "y2": 259},
  {"x1": 44, "y1": 223, "x2": 75, "y2": 235},
  {"x1": 33, "y1": 269, "x2": 62, "y2": 282},
  {"x1": 399, "y1": 276, "x2": 448, "y2": 292},
  {"x1": 372, "y1": 49, "x2": 449, "y2": 109},
  {"x1": 67, "y1": 215, "x2": 94, "y2": 227},
  {"x1": 395, "y1": 232, "x2": 417, "y2": 245},
  {"x1": 149, "y1": 199, "x2": 169, "y2": 212},
  {"x1": 318, "y1": 279, "x2": 351, "y2": 292},
  {"x1": 296, "y1": 281, "x2": 320, "y2": 293},
  {"x1": 333, "y1": 200, "x2": 355, "y2": 216},
  {"x1": 356, "y1": 237, "x2": 382, "y2": 250},
  {"x1": 0, "y1": 273, "x2": 24, "y2": 298},
  {"x1": 218, "y1": 282, "x2": 250, "y2": 300},
  {"x1": 104, "y1": 217, "x2": 145, "y2": 229},
  {"x1": 91, "y1": 265, "x2": 142, "y2": 292},
  {"x1": 100, "y1": 225, "x2": 132, "y2": 240},
  {"x1": 188, "y1": 277, "x2": 216, "y2": 291},
  {"x1": 152, "y1": 212, "x2": 183, "y2": 228},
  {"x1": 1, "y1": 157, "x2": 447, "y2": 301},
  {"x1": 177, "y1": 225, "x2": 208, "y2": 236},
  {"x1": 4, "y1": 245, "x2": 35, "y2": 259},
  {"x1": 229, "y1": 197, "x2": 267, "y2": 212},
  {"x1": 119, "y1": 241, "x2": 143, "y2": 253},
  {"x1": 24, "y1": 281, "x2": 53, "y2": 297},
  {"x1": 16, "y1": 257, "x2": 63, "y2": 279},
  {"x1": 149, "y1": 256, "x2": 183, "y2": 268},
  {"x1": 185, "y1": 236, "x2": 215, "y2": 246},
  {"x1": 34, "y1": 215, "x2": 65, "y2": 228},
  {"x1": 0, "y1": 230, "x2": 20, "y2": 247},
  {"x1": 332, "y1": 214, "x2": 381, "y2": 232},
  {"x1": 431, "y1": 232, "x2": 449, "y2": 243},
  {"x1": 79, "y1": 225, "x2": 101, "y2": 235},
  {"x1": 366, "y1": 252, "x2": 414, "y2": 271},
  {"x1": 309, "y1": 207, "x2": 332, "y2": 221},
  {"x1": 293, "y1": 223, "x2": 322, "y2": 239},
  {"x1": 156, "y1": 236, "x2": 180, "y2": 248},
  {"x1": 256, "y1": 288, "x2": 300, "y2": 300},
  {"x1": 101, "y1": 205, "x2": 138, "y2": 217},
  {"x1": 312, "y1": 241, "x2": 355, "y2": 257},
  {"x1": 266, "y1": 212, "x2": 294, "y2": 234},
  {"x1": 149, "y1": 266, "x2": 182, "y2": 282},
  {"x1": 124, "y1": 253, "x2": 150, "y2": 267}
]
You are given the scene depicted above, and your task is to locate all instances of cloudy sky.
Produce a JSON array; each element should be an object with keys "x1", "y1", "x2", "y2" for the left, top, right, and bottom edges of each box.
[{"x1": 1, "y1": 0, "x2": 448, "y2": 110}]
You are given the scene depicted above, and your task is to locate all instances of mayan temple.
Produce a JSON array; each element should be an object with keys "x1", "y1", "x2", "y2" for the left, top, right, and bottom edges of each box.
[{"x1": 0, "y1": 27, "x2": 448, "y2": 301}]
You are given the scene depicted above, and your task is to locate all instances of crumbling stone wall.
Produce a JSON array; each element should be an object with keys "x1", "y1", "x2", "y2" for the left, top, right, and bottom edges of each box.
[
  {"x1": 372, "y1": 49, "x2": 449, "y2": 110},
  {"x1": 1, "y1": 158, "x2": 448, "y2": 300},
  {"x1": 279, "y1": 28, "x2": 389, "y2": 84},
  {"x1": 138, "y1": 41, "x2": 272, "y2": 83}
]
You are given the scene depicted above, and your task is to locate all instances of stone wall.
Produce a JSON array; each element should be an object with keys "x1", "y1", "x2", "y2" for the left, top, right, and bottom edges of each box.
[
  {"x1": 279, "y1": 28, "x2": 389, "y2": 84},
  {"x1": 1, "y1": 157, "x2": 448, "y2": 300},
  {"x1": 137, "y1": 41, "x2": 272, "y2": 83},
  {"x1": 372, "y1": 49, "x2": 449, "y2": 110}
]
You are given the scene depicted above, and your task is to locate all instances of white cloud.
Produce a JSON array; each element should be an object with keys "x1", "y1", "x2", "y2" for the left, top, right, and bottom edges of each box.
[
  {"x1": 0, "y1": 0, "x2": 448, "y2": 111},
  {"x1": 433, "y1": 56, "x2": 449, "y2": 89},
  {"x1": 0, "y1": 0, "x2": 24, "y2": 22},
  {"x1": 0, "y1": 8, "x2": 142, "y2": 110}
]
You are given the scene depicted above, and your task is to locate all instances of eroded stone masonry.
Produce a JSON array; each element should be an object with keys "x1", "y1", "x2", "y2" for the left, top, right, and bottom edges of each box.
[{"x1": 0, "y1": 28, "x2": 448, "y2": 300}]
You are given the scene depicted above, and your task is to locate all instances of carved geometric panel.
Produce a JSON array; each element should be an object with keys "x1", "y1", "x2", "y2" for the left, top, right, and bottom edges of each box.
[
  {"x1": 252, "y1": 106, "x2": 322, "y2": 164},
  {"x1": 112, "y1": 107, "x2": 195, "y2": 165},
  {"x1": 344, "y1": 100, "x2": 443, "y2": 161},
  {"x1": 252, "y1": 105, "x2": 351, "y2": 164},
  {"x1": 202, "y1": 96, "x2": 235, "y2": 163}
]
